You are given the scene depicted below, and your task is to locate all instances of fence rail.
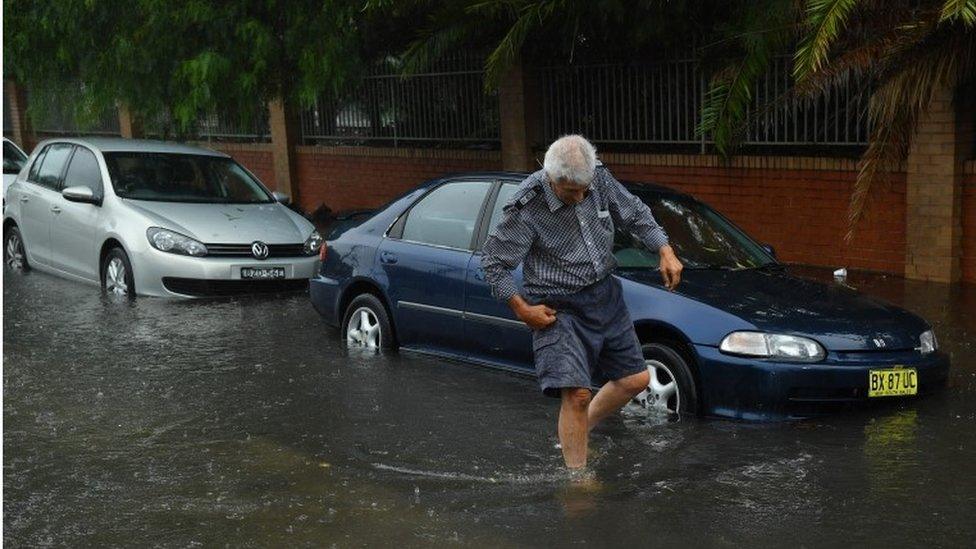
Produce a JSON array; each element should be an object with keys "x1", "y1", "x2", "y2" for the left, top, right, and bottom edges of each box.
[
  {"x1": 300, "y1": 54, "x2": 500, "y2": 148},
  {"x1": 540, "y1": 56, "x2": 871, "y2": 151},
  {"x1": 6, "y1": 54, "x2": 879, "y2": 154}
]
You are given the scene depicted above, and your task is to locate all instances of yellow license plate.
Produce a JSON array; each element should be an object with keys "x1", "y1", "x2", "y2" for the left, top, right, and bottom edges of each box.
[{"x1": 868, "y1": 367, "x2": 918, "y2": 397}]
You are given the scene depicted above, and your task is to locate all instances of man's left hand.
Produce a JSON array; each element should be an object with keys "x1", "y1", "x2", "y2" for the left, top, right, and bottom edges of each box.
[{"x1": 659, "y1": 245, "x2": 683, "y2": 291}]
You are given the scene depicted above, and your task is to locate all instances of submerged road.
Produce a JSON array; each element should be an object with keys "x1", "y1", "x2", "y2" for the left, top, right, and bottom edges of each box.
[{"x1": 3, "y1": 267, "x2": 975, "y2": 546}]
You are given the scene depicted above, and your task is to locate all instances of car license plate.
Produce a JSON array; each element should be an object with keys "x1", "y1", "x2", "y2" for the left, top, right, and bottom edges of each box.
[
  {"x1": 240, "y1": 266, "x2": 285, "y2": 280},
  {"x1": 868, "y1": 367, "x2": 918, "y2": 397}
]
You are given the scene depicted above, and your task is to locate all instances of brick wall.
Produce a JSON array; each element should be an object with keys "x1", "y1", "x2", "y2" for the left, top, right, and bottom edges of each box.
[
  {"x1": 291, "y1": 146, "x2": 502, "y2": 213},
  {"x1": 601, "y1": 154, "x2": 906, "y2": 273},
  {"x1": 218, "y1": 144, "x2": 976, "y2": 280},
  {"x1": 206, "y1": 143, "x2": 277, "y2": 191},
  {"x1": 963, "y1": 161, "x2": 976, "y2": 283}
]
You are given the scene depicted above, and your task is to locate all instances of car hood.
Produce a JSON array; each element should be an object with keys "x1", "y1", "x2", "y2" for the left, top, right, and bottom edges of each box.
[
  {"x1": 124, "y1": 200, "x2": 312, "y2": 244},
  {"x1": 618, "y1": 268, "x2": 929, "y2": 351}
]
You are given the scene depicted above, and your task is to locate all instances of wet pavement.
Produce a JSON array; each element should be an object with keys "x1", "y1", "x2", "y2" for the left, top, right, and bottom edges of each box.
[{"x1": 3, "y1": 267, "x2": 975, "y2": 547}]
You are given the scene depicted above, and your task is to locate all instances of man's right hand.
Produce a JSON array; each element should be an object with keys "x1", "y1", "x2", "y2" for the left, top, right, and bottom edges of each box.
[{"x1": 508, "y1": 295, "x2": 557, "y2": 330}]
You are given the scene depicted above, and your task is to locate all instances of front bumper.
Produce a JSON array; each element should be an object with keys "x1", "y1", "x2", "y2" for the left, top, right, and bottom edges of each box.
[
  {"x1": 131, "y1": 247, "x2": 319, "y2": 297},
  {"x1": 693, "y1": 344, "x2": 950, "y2": 421}
]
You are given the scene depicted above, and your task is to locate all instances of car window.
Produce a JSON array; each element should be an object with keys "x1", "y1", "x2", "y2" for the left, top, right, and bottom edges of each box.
[
  {"x1": 615, "y1": 191, "x2": 773, "y2": 270},
  {"x1": 103, "y1": 152, "x2": 273, "y2": 203},
  {"x1": 3, "y1": 141, "x2": 28, "y2": 174},
  {"x1": 27, "y1": 146, "x2": 49, "y2": 182},
  {"x1": 33, "y1": 143, "x2": 73, "y2": 190},
  {"x1": 401, "y1": 181, "x2": 491, "y2": 249},
  {"x1": 487, "y1": 183, "x2": 519, "y2": 235},
  {"x1": 62, "y1": 147, "x2": 104, "y2": 200}
]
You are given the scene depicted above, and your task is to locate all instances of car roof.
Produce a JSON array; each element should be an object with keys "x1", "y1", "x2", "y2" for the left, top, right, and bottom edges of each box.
[
  {"x1": 33, "y1": 137, "x2": 228, "y2": 157},
  {"x1": 431, "y1": 171, "x2": 694, "y2": 200}
]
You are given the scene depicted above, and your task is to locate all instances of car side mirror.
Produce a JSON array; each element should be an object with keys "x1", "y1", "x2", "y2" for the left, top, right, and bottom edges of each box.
[
  {"x1": 272, "y1": 191, "x2": 291, "y2": 205},
  {"x1": 762, "y1": 244, "x2": 777, "y2": 258},
  {"x1": 62, "y1": 185, "x2": 98, "y2": 205}
]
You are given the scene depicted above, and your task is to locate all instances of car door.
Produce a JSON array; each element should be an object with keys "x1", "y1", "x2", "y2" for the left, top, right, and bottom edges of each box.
[
  {"x1": 18, "y1": 143, "x2": 74, "y2": 266},
  {"x1": 49, "y1": 145, "x2": 105, "y2": 279},
  {"x1": 464, "y1": 181, "x2": 535, "y2": 369},
  {"x1": 377, "y1": 179, "x2": 492, "y2": 351}
]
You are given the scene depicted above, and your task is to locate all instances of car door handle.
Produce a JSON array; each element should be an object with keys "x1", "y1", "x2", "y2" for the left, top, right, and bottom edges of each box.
[
  {"x1": 19, "y1": 196, "x2": 29, "y2": 203},
  {"x1": 380, "y1": 251, "x2": 398, "y2": 264},
  {"x1": 50, "y1": 205, "x2": 62, "y2": 214}
]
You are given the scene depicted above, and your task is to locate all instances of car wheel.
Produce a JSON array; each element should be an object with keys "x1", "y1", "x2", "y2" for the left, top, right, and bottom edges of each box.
[
  {"x1": 4, "y1": 225, "x2": 29, "y2": 271},
  {"x1": 101, "y1": 247, "x2": 135, "y2": 299},
  {"x1": 342, "y1": 293, "x2": 394, "y2": 350},
  {"x1": 631, "y1": 342, "x2": 699, "y2": 416}
]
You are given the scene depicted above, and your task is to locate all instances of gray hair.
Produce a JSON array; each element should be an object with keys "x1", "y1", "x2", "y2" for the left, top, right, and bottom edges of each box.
[{"x1": 543, "y1": 134, "x2": 597, "y2": 186}]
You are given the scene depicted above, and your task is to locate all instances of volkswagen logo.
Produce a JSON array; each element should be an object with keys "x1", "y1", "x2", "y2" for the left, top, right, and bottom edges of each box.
[{"x1": 251, "y1": 241, "x2": 270, "y2": 260}]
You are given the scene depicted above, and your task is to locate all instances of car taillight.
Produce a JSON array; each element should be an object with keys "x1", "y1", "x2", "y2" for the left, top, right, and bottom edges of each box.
[{"x1": 319, "y1": 243, "x2": 328, "y2": 261}]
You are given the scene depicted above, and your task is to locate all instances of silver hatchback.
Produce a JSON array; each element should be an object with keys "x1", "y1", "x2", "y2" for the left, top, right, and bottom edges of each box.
[{"x1": 2, "y1": 138, "x2": 321, "y2": 297}]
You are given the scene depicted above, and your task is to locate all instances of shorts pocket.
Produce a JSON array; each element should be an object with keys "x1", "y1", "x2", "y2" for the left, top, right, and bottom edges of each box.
[{"x1": 532, "y1": 325, "x2": 562, "y2": 352}]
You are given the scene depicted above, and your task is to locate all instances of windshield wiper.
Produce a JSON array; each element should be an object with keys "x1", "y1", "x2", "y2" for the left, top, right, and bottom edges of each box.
[
  {"x1": 685, "y1": 264, "x2": 736, "y2": 271},
  {"x1": 749, "y1": 262, "x2": 786, "y2": 272}
]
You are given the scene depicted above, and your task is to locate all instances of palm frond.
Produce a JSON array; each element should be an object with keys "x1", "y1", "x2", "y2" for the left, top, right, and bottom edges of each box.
[
  {"x1": 481, "y1": 1, "x2": 565, "y2": 89},
  {"x1": 697, "y1": 40, "x2": 772, "y2": 156},
  {"x1": 940, "y1": 0, "x2": 976, "y2": 26},
  {"x1": 794, "y1": 0, "x2": 861, "y2": 80},
  {"x1": 846, "y1": 30, "x2": 975, "y2": 239}
]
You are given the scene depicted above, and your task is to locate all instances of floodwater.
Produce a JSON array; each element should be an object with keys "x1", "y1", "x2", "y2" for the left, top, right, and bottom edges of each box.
[{"x1": 3, "y1": 267, "x2": 975, "y2": 547}]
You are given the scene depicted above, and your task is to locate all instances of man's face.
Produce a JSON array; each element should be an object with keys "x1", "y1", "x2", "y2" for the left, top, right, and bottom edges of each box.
[{"x1": 550, "y1": 177, "x2": 590, "y2": 206}]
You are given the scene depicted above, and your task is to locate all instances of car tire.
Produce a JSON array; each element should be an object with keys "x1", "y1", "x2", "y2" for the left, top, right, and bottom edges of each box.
[
  {"x1": 4, "y1": 225, "x2": 30, "y2": 272},
  {"x1": 342, "y1": 293, "x2": 395, "y2": 350},
  {"x1": 633, "y1": 342, "x2": 699, "y2": 416},
  {"x1": 101, "y1": 247, "x2": 136, "y2": 299}
]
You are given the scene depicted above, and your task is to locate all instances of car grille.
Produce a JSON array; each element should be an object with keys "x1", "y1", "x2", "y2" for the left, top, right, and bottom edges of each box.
[
  {"x1": 204, "y1": 243, "x2": 308, "y2": 258},
  {"x1": 162, "y1": 277, "x2": 309, "y2": 297}
]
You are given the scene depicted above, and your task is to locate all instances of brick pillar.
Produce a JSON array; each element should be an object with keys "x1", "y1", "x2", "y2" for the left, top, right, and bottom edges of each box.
[
  {"x1": 904, "y1": 85, "x2": 967, "y2": 282},
  {"x1": 118, "y1": 104, "x2": 143, "y2": 138},
  {"x1": 499, "y1": 61, "x2": 542, "y2": 172},
  {"x1": 268, "y1": 97, "x2": 300, "y2": 202},
  {"x1": 4, "y1": 80, "x2": 35, "y2": 152}
]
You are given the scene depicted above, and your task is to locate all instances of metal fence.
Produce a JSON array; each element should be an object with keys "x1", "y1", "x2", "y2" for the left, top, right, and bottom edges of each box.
[
  {"x1": 300, "y1": 54, "x2": 500, "y2": 148},
  {"x1": 143, "y1": 106, "x2": 270, "y2": 142},
  {"x1": 27, "y1": 83, "x2": 121, "y2": 138},
  {"x1": 540, "y1": 56, "x2": 871, "y2": 152}
]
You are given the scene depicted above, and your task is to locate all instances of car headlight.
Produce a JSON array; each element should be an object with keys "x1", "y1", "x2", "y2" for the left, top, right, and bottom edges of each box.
[
  {"x1": 919, "y1": 329, "x2": 937, "y2": 354},
  {"x1": 146, "y1": 227, "x2": 207, "y2": 257},
  {"x1": 719, "y1": 331, "x2": 825, "y2": 362},
  {"x1": 303, "y1": 230, "x2": 323, "y2": 256}
]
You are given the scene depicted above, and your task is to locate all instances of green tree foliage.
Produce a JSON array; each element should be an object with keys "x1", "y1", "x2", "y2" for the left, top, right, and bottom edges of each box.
[{"x1": 3, "y1": 0, "x2": 378, "y2": 133}]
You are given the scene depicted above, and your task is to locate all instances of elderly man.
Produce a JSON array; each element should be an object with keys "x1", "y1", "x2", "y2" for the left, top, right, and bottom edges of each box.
[{"x1": 482, "y1": 135, "x2": 683, "y2": 470}]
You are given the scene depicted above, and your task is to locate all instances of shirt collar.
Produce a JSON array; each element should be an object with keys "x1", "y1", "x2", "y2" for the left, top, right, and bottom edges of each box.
[{"x1": 540, "y1": 174, "x2": 567, "y2": 212}]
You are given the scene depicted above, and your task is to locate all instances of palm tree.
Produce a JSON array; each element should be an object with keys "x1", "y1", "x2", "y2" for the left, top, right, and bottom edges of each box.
[{"x1": 701, "y1": 0, "x2": 975, "y2": 238}]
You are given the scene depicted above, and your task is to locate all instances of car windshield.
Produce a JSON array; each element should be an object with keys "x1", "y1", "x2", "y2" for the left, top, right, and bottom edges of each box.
[
  {"x1": 102, "y1": 152, "x2": 273, "y2": 203},
  {"x1": 614, "y1": 191, "x2": 775, "y2": 271},
  {"x1": 3, "y1": 141, "x2": 28, "y2": 173}
]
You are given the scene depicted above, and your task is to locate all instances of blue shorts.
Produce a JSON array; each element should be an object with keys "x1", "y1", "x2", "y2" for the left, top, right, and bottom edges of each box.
[{"x1": 529, "y1": 276, "x2": 646, "y2": 398}]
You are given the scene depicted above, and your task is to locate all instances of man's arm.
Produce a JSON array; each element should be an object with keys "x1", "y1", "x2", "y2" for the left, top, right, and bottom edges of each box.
[
  {"x1": 481, "y1": 204, "x2": 556, "y2": 329},
  {"x1": 601, "y1": 169, "x2": 684, "y2": 290}
]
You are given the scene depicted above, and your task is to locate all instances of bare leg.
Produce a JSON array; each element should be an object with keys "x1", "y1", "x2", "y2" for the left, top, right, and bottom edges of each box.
[
  {"x1": 587, "y1": 369, "x2": 649, "y2": 431},
  {"x1": 558, "y1": 387, "x2": 592, "y2": 469}
]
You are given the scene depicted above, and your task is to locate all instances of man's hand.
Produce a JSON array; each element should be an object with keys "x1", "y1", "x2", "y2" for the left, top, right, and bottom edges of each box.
[
  {"x1": 659, "y1": 245, "x2": 683, "y2": 291},
  {"x1": 508, "y1": 294, "x2": 557, "y2": 330}
]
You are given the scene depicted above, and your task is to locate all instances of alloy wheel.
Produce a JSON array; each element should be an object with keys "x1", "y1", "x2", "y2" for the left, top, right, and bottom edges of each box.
[
  {"x1": 5, "y1": 233, "x2": 24, "y2": 270},
  {"x1": 105, "y1": 257, "x2": 129, "y2": 296},
  {"x1": 632, "y1": 359, "x2": 681, "y2": 414},
  {"x1": 346, "y1": 306, "x2": 381, "y2": 349}
]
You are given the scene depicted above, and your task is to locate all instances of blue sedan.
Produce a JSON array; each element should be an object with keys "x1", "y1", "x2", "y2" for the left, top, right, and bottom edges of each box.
[{"x1": 309, "y1": 172, "x2": 949, "y2": 420}]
